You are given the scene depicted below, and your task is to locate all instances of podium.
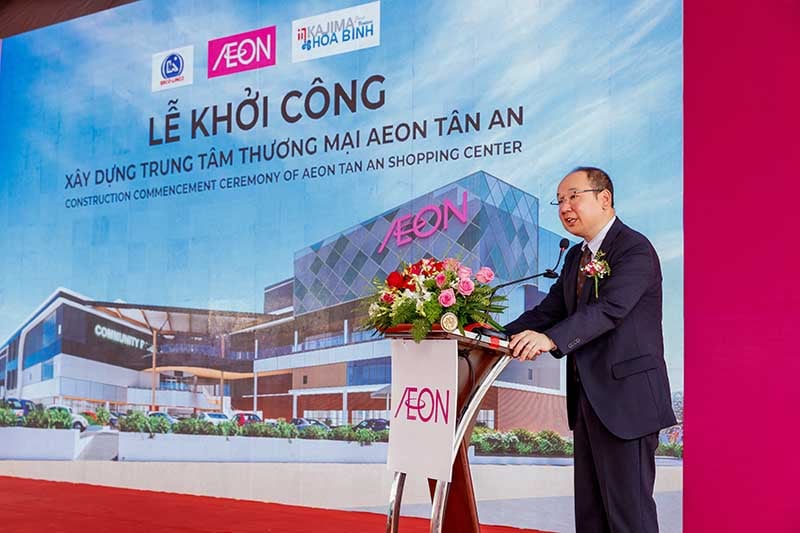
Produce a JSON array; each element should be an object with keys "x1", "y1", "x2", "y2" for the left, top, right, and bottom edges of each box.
[{"x1": 383, "y1": 327, "x2": 512, "y2": 533}]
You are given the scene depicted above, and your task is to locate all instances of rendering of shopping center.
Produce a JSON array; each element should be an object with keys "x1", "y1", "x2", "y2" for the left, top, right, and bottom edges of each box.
[{"x1": 0, "y1": 171, "x2": 570, "y2": 435}]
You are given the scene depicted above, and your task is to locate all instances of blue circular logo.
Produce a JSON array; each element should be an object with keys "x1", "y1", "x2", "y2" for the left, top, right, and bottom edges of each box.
[{"x1": 161, "y1": 53, "x2": 184, "y2": 79}]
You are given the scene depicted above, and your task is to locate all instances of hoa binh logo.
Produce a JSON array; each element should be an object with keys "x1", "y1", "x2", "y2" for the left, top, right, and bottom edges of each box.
[{"x1": 292, "y1": 1, "x2": 380, "y2": 62}]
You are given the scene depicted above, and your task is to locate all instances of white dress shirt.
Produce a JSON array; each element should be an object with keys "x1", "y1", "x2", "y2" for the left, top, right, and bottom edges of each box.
[{"x1": 582, "y1": 215, "x2": 617, "y2": 258}]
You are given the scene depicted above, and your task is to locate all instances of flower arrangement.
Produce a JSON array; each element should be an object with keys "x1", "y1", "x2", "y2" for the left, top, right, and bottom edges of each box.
[
  {"x1": 363, "y1": 257, "x2": 507, "y2": 342},
  {"x1": 580, "y1": 249, "x2": 611, "y2": 297}
]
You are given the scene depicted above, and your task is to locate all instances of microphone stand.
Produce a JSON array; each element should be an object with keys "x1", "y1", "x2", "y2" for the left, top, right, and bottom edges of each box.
[
  {"x1": 491, "y1": 269, "x2": 557, "y2": 293},
  {"x1": 475, "y1": 240, "x2": 570, "y2": 341}
]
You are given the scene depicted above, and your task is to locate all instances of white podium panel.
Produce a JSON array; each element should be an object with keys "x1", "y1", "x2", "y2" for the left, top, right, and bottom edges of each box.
[{"x1": 387, "y1": 339, "x2": 458, "y2": 482}]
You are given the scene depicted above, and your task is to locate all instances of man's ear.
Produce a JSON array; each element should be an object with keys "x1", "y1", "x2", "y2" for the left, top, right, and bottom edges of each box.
[{"x1": 600, "y1": 189, "x2": 612, "y2": 209}]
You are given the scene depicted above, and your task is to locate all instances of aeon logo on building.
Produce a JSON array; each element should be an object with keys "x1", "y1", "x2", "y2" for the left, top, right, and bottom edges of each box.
[
  {"x1": 378, "y1": 191, "x2": 469, "y2": 253},
  {"x1": 292, "y1": 1, "x2": 380, "y2": 63},
  {"x1": 151, "y1": 45, "x2": 194, "y2": 92},
  {"x1": 208, "y1": 26, "x2": 277, "y2": 79},
  {"x1": 393, "y1": 386, "x2": 451, "y2": 424}
]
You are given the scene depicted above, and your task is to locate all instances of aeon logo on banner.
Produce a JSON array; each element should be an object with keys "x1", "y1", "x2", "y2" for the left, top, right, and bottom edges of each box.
[
  {"x1": 208, "y1": 26, "x2": 276, "y2": 79},
  {"x1": 393, "y1": 386, "x2": 451, "y2": 424},
  {"x1": 378, "y1": 191, "x2": 469, "y2": 253}
]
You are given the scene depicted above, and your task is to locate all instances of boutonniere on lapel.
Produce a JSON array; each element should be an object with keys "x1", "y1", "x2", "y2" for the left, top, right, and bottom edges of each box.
[{"x1": 581, "y1": 250, "x2": 611, "y2": 298}]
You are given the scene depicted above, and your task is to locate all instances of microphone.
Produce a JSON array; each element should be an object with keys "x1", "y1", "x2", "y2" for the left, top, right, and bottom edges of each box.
[
  {"x1": 491, "y1": 237, "x2": 571, "y2": 291},
  {"x1": 543, "y1": 238, "x2": 570, "y2": 279},
  {"x1": 472, "y1": 238, "x2": 571, "y2": 342}
]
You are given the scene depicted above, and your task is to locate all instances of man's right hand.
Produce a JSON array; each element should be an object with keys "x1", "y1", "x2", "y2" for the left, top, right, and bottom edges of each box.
[{"x1": 509, "y1": 330, "x2": 556, "y2": 360}]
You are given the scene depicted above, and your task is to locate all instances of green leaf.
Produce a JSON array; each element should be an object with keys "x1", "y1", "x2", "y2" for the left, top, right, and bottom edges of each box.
[{"x1": 411, "y1": 319, "x2": 431, "y2": 342}]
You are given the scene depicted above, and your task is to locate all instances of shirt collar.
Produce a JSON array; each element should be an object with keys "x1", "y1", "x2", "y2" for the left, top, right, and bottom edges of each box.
[{"x1": 582, "y1": 216, "x2": 617, "y2": 256}]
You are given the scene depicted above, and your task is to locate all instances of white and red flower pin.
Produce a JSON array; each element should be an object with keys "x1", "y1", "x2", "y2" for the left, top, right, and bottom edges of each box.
[{"x1": 581, "y1": 250, "x2": 611, "y2": 298}]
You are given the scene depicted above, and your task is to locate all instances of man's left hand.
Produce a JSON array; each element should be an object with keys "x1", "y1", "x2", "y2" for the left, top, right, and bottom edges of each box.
[{"x1": 509, "y1": 330, "x2": 556, "y2": 360}]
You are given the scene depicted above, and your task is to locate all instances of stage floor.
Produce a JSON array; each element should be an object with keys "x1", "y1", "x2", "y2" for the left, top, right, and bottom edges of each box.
[
  {"x1": 0, "y1": 461, "x2": 682, "y2": 532},
  {"x1": 0, "y1": 476, "x2": 551, "y2": 533}
]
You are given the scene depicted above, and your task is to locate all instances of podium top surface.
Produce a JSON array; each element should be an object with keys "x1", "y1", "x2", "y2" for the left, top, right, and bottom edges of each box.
[{"x1": 383, "y1": 327, "x2": 511, "y2": 355}]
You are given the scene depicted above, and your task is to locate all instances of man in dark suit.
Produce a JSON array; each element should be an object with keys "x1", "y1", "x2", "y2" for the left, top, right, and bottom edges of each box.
[{"x1": 504, "y1": 167, "x2": 676, "y2": 533}]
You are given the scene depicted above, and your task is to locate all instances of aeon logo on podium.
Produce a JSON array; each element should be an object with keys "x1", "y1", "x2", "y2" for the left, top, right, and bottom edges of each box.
[
  {"x1": 208, "y1": 26, "x2": 277, "y2": 79},
  {"x1": 393, "y1": 386, "x2": 452, "y2": 424},
  {"x1": 388, "y1": 340, "x2": 457, "y2": 482}
]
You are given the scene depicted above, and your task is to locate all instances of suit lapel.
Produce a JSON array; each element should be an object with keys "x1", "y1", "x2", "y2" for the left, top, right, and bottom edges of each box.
[{"x1": 564, "y1": 245, "x2": 581, "y2": 315}]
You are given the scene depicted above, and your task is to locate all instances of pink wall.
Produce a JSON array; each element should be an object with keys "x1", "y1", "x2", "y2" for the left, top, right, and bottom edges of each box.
[{"x1": 686, "y1": 2, "x2": 800, "y2": 532}]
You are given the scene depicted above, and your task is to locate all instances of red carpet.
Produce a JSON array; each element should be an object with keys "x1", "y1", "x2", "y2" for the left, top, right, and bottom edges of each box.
[{"x1": 0, "y1": 476, "x2": 552, "y2": 532}]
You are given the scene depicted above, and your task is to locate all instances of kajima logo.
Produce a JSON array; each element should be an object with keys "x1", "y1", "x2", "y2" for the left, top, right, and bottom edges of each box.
[
  {"x1": 292, "y1": 1, "x2": 380, "y2": 63},
  {"x1": 298, "y1": 16, "x2": 374, "y2": 51},
  {"x1": 208, "y1": 26, "x2": 277, "y2": 79},
  {"x1": 378, "y1": 191, "x2": 469, "y2": 253},
  {"x1": 394, "y1": 386, "x2": 451, "y2": 424}
]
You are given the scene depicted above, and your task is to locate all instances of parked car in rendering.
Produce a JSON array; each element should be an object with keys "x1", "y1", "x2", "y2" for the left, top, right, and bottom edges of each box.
[
  {"x1": 20, "y1": 399, "x2": 36, "y2": 416},
  {"x1": 147, "y1": 411, "x2": 179, "y2": 425},
  {"x1": 232, "y1": 412, "x2": 262, "y2": 426},
  {"x1": 46, "y1": 405, "x2": 89, "y2": 431},
  {"x1": 354, "y1": 418, "x2": 390, "y2": 431},
  {"x1": 291, "y1": 417, "x2": 331, "y2": 431},
  {"x1": 3, "y1": 398, "x2": 25, "y2": 417},
  {"x1": 108, "y1": 411, "x2": 126, "y2": 428},
  {"x1": 197, "y1": 412, "x2": 230, "y2": 426}
]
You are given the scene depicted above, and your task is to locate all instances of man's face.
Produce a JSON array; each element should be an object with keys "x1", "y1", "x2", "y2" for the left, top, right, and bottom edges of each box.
[{"x1": 556, "y1": 171, "x2": 612, "y2": 241}]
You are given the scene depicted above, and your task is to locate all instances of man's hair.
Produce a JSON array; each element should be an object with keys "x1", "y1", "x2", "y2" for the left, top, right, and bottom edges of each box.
[{"x1": 572, "y1": 166, "x2": 614, "y2": 207}]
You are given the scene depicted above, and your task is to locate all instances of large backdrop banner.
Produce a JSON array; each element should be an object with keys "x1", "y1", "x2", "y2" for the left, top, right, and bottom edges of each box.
[{"x1": 0, "y1": 0, "x2": 683, "y2": 529}]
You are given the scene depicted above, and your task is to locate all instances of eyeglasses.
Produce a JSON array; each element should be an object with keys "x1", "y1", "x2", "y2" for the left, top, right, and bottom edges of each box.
[{"x1": 550, "y1": 189, "x2": 603, "y2": 206}]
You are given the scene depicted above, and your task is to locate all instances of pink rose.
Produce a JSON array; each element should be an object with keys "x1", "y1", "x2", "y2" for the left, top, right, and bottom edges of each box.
[
  {"x1": 444, "y1": 258, "x2": 461, "y2": 272},
  {"x1": 457, "y1": 266, "x2": 473, "y2": 279},
  {"x1": 380, "y1": 292, "x2": 395, "y2": 304},
  {"x1": 435, "y1": 272, "x2": 448, "y2": 288},
  {"x1": 457, "y1": 277, "x2": 475, "y2": 296},
  {"x1": 438, "y1": 288, "x2": 456, "y2": 307},
  {"x1": 475, "y1": 267, "x2": 495, "y2": 284}
]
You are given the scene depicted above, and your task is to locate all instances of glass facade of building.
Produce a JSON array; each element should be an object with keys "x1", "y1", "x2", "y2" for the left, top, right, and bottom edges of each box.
[
  {"x1": 3, "y1": 336, "x2": 19, "y2": 390},
  {"x1": 293, "y1": 171, "x2": 540, "y2": 315},
  {"x1": 347, "y1": 356, "x2": 391, "y2": 386},
  {"x1": 22, "y1": 311, "x2": 60, "y2": 369}
]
